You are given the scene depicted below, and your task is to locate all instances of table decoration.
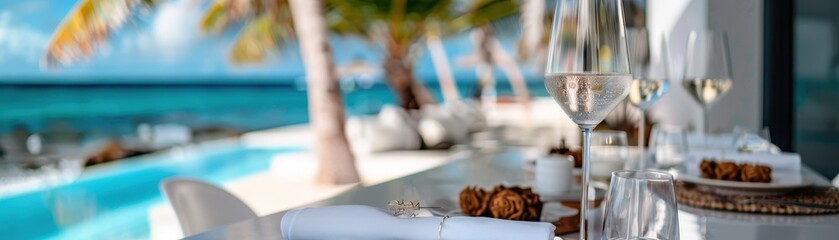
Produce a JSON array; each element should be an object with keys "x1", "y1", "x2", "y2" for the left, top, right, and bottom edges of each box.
[
  {"x1": 459, "y1": 185, "x2": 542, "y2": 221},
  {"x1": 675, "y1": 181, "x2": 839, "y2": 215},
  {"x1": 677, "y1": 150, "x2": 813, "y2": 194},
  {"x1": 699, "y1": 159, "x2": 772, "y2": 183},
  {"x1": 459, "y1": 185, "x2": 604, "y2": 235}
]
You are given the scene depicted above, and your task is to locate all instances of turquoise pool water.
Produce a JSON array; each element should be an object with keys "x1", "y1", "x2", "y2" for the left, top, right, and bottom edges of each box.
[{"x1": 0, "y1": 144, "x2": 303, "y2": 240}]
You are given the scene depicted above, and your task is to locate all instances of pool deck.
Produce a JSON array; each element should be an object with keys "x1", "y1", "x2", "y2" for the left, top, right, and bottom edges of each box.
[
  {"x1": 148, "y1": 98, "x2": 579, "y2": 239},
  {"x1": 148, "y1": 126, "x2": 464, "y2": 239}
]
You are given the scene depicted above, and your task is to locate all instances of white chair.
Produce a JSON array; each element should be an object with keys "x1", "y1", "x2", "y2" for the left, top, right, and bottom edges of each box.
[{"x1": 160, "y1": 177, "x2": 257, "y2": 236}]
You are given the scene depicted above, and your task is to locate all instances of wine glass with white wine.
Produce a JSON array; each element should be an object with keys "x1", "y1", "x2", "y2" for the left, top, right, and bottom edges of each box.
[
  {"x1": 545, "y1": 0, "x2": 632, "y2": 239},
  {"x1": 627, "y1": 28, "x2": 670, "y2": 166},
  {"x1": 684, "y1": 30, "x2": 734, "y2": 135}
]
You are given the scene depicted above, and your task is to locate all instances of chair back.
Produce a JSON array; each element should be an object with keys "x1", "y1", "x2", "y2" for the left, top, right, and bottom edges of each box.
[{"x1": 161, "y1": 177, "x2": 257, "y2": 236}]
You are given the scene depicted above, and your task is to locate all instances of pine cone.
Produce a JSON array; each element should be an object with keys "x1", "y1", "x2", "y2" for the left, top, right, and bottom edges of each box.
[
  {"x1": 489, "y1": 189, "x2": 526, "y2": 220},
  {"x1": 459, "y1": 186, "x2": 490, "y2": 216},
  {"x1": 700, "y1": 160, "x2": 717, "y2": 179},
  {"x1": 714, "y1": 162, "x2": 740, "y2": 180},
  {"x1": 740, "y1": 164, "x2": 772, "y2": 183},
  {"x1": 515, "y1": 187, "x2": 543, "y2": 221}
]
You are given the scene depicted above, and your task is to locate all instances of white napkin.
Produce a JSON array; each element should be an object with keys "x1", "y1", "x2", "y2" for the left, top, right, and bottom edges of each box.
[
  {"x1": 281, "y1": 205, "x2": 556, "y2": 240},
  {"x1": 684, "y1": 150, "x2": 802, "y2": 176}
]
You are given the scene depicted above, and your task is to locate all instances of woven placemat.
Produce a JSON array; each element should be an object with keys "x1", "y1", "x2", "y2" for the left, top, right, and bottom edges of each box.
[{"x1": 675, "y1": 181, "x2": 839, "y2": 215}]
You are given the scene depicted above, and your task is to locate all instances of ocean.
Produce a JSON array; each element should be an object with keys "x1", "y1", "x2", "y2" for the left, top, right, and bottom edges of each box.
[{"x1": 0, "y1": 82, "x2": 550, "y2": 138}]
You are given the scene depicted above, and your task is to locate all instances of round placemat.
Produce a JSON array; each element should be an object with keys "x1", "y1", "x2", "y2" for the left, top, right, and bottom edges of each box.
[{"x1": 675, "y1": 181, "x2": 839, "y2": 215}]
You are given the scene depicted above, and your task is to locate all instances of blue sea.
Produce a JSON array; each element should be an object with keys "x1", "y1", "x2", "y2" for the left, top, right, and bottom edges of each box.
[{"x1": 0, "y1": 82, "x2": 549, "y2": 136}]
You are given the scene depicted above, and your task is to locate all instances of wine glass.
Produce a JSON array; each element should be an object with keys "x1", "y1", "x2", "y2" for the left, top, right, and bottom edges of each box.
[
  {"x1": 545, "y1": 0, "x2": 632, "y2": 238},
  {"x1": 590, "y1": 130, "x2": 628, "y2": 181},
  {"x1": 649, "y1": 124, "x2": 689, "y2": 169},
  {"x1": 733, "y1": 126, "x2": 776, "y2": 153},
  {"x1": 684, "y1": 30, "x2": 733, "y2": 135},
  {"x1": 602, "y1": 170, "x2": 680, "y2": 240},
  {"x1": 627, "y1": 28, "x2": 670, "y2": 159}
]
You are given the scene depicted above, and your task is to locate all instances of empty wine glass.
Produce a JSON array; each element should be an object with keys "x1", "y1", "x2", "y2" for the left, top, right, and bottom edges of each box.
[
  {"x1": 627, "y1": 28, "x2": 670, "y2": 158},
  {"x1": 591, "y1": 131, "x2": 629, "y2": 180},
  {"x1": 545, "y1": 0, "x2": 632, "y2": 238},
  {"x1": 683, "y1": 30, "x2": 733, "y2": 135},
  {"x1": 602, "y1": 170, "x2": 680, "y2": 240},
  {"x1": 649, "y1": 124, "x2": 689, "y2": 169},
  {"x1": 733, "y1": 126, "x2": 776, "y2": 153}
]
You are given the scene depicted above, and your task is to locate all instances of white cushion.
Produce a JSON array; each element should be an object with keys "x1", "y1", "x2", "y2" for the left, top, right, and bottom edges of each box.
[{"x1": 346, "y1": 105, "x2": 422, "y2": 154}]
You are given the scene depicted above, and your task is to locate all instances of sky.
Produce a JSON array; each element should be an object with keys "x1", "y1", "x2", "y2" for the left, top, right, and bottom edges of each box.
[{"x1": 0, "y1": 0, "x2": 539, "y2": 84}]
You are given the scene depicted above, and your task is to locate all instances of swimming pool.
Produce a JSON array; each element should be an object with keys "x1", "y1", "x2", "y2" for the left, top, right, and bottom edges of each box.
[{"x1": 0, "y1": 141, "x2": 303, "y2": 239}]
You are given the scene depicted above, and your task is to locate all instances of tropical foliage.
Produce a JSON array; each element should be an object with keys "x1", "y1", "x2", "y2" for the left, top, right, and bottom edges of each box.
[
  {"x1": 202, "y1": 0, "x2": 522, "y2": 109},
  {"x1": 44, "y1": 0, "x2": 524, "y2": 109},
  {"x1": 43, "y1": 0, "x2": 158, "y2": 68}
]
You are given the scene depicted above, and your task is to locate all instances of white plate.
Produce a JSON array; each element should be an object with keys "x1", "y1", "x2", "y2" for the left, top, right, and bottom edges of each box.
[{"x1": 676, "y1": 171, "x2": 814, "y2": 192}]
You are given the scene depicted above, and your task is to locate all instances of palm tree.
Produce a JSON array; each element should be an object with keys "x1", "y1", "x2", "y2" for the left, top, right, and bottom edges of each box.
[
  {"x1": 288, "y1": 0, "x2": 360, "y2": 184},
  {"x1": 42, "y1": 0, "x2": 361, "y2": 185},
  {"x1": 42, "y1": 0, "x2": 523, "y2": 185},
  {"x1": 206, "y1": 0, "x2": 522, "y2": 109}
]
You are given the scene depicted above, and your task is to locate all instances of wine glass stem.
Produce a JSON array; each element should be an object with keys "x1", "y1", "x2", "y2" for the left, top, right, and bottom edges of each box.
[
  {"x1": 638, "y1": 109, "x2": 645, "y2": 168},
  {"x1": 704, "y1": 108, "x2": 709, "y2": 135},
  {"x1": 580, "y1": 127, "x2": 593, "y2": 240},
  {"x1": 703, "y1": 107, "x2": 710, "y2": 148}
]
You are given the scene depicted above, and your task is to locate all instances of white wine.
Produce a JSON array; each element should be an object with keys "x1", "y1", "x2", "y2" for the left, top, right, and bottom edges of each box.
[
  {"x1": 682, "y1": 78, "x2": 733, "y2": 107},
  {"x1": 545, "y1": 73, "x2": 632, "y2": 128},
  {"x1": 628, "y1": 79, "x2": 669, "y2": 110}
]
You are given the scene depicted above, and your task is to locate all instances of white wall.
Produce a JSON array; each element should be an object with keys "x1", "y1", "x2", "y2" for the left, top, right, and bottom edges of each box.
[
  {"x1": 647, "y1": 0, "x2": 763, "y2": 132},
  {"x1": 706, "y1": 0, "x2": 763, "y2": 132},
  {"x1": 646, "y1": 0, "x2": 706, "y2": 130}
]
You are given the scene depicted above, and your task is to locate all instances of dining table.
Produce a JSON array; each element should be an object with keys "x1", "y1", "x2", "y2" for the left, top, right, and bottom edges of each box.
[{"x1": 185, "y1": 147, "x2": 839, "y2": 240}]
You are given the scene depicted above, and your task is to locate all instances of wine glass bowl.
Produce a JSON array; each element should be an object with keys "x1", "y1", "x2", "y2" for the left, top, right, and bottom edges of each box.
[
  {"x1": 683, "y1": 30, "x2": 734, "y2": 134},
  {"x1": 627, "y1": 28, "x2": 670, "y2": 111},
  {"x1": 602, "y1": 170, "x2": 680, "y2": 240},
  {"x1": 544, "y1": 73, "x2": 633, "y2": 129},
  {"x1": 545, "y1": 0, "x2": 632, "y2": 239}
]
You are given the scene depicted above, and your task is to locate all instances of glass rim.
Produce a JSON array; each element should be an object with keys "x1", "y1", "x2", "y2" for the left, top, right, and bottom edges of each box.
[{"x1": 611, "y1": 170, "x2": 674, "y2": 181}]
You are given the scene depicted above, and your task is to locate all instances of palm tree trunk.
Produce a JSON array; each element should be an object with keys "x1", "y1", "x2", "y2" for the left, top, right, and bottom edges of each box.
[
  {"x1": 488, "y1": 32, "x2": 531, "y2": 113},
  {"x1": 477, "y1": 25, "x2": 532, "y2": 122},
  {"x1": 383, "y1": 39, "x2": 436, "y2": 109},
  {"x1": 289, "y1": 0, "x2": 360, "y2": 185},
  {"x1": 475, "y1": 26, "x2": 497, "y2": 107},
  {"x1": 426, "y1": 34, "x2": 460, "y2": 103}
]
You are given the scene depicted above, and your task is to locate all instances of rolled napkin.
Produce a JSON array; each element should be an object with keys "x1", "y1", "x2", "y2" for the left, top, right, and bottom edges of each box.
[
  {"x1": 281, "y1": 205, "x2": 556, "y2": 240},
  {"x1": 684, "y1": 150, "x2": 801, "y2": 175}
]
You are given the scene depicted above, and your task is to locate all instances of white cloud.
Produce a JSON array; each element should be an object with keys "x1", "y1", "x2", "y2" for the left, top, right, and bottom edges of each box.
[
  {"x1": 0, "y1": 11, "x2": 50, "y2": 64},
  {"x1": 152, "y1": 0, "x2": 200, "y2": 60}
]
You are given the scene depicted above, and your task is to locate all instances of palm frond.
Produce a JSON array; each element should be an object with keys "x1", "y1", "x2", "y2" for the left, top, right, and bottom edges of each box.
[
  {"x1": 324, "y1": 0, "x2": 371, "y2": 36},
  {"x1": 200, "y1": 0, "x2": 230, "y2": 33},
  {"x1": 449, "y1": 0, "x2": 520, "y2": 33},
  {"x1": 42, "y1": 0, "x2": 153, "y2": 69},
  {"x1": 229, "y1": 13, "x2": 294, "y2": 64},
  {"x1": 199, "y1": 0, "x2": 266, "y2": 33}
]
